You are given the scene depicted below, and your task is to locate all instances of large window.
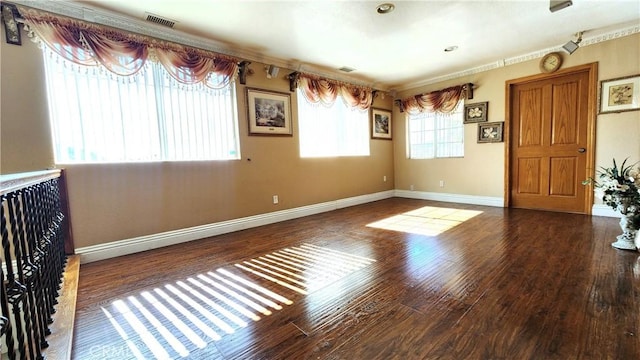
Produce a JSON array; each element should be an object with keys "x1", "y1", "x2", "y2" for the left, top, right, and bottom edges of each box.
[
  {"x1": 43, "y1": 51, "x2": 240, "y2": 163},
  {"x1": 407, "y1": 101, "x2": 464, "y2": 159},
  {"x1": 297, "y1": 89, "x2": 369, "y2": 157}
]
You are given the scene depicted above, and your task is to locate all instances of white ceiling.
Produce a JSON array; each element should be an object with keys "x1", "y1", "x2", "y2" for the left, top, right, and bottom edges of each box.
[{"x1": 23, "y1": 1, "x2": 640, "y2": 90}]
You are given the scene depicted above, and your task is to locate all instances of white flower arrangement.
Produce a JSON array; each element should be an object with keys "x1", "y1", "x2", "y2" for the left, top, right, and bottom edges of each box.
[{"x1": 585, "y1": 158, "x2": 640, "y2": 229}]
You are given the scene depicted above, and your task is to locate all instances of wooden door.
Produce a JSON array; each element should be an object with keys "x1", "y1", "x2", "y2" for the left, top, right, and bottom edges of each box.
[{"x1": 507, "y1": 64, "x2": 596, "y2": 214}]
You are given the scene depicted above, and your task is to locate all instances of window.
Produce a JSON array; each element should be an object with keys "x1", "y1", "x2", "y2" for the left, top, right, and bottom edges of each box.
[
  {"x1": 407, "y1": 101, "x2": 464, "y2": 159},
  {"x1": 297, "y1": 89, "x2": 369, "y2": 157},
  {"x1": 43, "y1": 50, "x2": 240, "y2": 163}
]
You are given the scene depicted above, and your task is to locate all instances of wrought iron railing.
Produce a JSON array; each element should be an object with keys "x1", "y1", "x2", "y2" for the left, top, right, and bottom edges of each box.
[{"x1": 0, "y1": 170, "x2": 73, "y2": 359}]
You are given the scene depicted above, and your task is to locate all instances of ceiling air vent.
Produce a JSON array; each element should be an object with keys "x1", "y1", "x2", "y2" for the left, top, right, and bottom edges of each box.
[
  {"x1": 145, "y1": 13, "x2": 176, "y2": 28},
  {"x1": 338, "y1": 66, "x2": 356, "y2": 73}
]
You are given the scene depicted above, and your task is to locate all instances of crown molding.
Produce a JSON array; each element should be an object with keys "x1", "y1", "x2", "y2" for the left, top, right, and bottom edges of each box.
[
  {"x1": 12, "y1": 1, "x2": 638, "y2": 93},
  {"x1": 12, "y1": 0, "x2": 248, "y2": 59},
  {"x1": 394, "y1": 22, "x2": 640, "y2": 92},
  {"x1": 10, "y1": 0, "x2": 383, "y2": 90}
]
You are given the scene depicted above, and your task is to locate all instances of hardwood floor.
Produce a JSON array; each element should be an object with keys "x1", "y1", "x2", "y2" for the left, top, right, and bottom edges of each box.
[{"x1": 72, "y1": 198, "x2": 640, "y2": 359}]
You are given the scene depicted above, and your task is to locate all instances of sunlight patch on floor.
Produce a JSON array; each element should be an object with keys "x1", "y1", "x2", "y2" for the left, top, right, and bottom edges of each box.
[
  {"x1": 367, "y1": 206, "x2": 483, "y2": 236},
  {"x1": 98, "y1": 244, "x2": 376, "y2": 359},
  {"x1": 235, "y1": 244, "x2": 376, "y2": 294}
]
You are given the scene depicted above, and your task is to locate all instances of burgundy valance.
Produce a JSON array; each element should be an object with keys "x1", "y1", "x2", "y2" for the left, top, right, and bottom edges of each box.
[
  {"x1": 397, "y1": 84, "x2": 471, "y2": 114},
  {"x1": 19, "y1": 6, "x2": 238, "y2": 89},
  {"x1": 298, "y1": 73, "x2": 374, "y2": 110}
]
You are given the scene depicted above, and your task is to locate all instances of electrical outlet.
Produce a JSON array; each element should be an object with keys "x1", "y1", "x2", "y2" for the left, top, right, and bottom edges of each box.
[
  {"x1": 383, "y1": 175, "x2": 387, "y2": 182},
  {"x1": 439, "y1": 180, "x2": 445, "y2": 188},
  {"x1": 410, "y1": 185, "x2": 414, "y2": 191},
  {"x1": 273, "y1": 195, "x2": 279, "y2": 204}
]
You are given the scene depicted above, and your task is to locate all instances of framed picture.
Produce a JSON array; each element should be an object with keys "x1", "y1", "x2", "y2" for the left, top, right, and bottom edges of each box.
[
  {"x1": 478, "y1": 122, "x2": 504, "y2": 143},
  {"x1": 464, "y1": 102, "x2": 488, "y2": 123},
  {"x1": 1, "y1": 3, "x2": 21, "y2": 45},
  {"x1": 246, "y1": 87, "x2": 292, "y2": 136},
  {"x1": 371, "y1": 108, "x2": 392, "y2": 140},
  {"x1": 600, "y1": 74, "x2": 640, "y2": 114}
]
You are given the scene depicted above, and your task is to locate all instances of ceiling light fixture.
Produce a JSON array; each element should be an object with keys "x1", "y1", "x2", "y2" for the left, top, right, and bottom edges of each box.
[
  {"x1": 562, "y1": 31, "x2": 584, "y2": 54},
  {"x1": 444, "y1": 46, "x2": 458, "y2": 52},
  {"x1": 376, "y1": 3, "x2": 395, "y2": 14},
  {"x1": 549, "y1": 0, "x2": 573, "y2": 13}
]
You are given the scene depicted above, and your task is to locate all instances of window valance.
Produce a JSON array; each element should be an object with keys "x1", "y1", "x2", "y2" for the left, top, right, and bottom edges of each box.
[
  {"x1": 396, "y1": 84, "x2": 472, "y2": 114},
  {"x1": 18, "y1": 6, "x2": 239, "y2": 89},
  {"x1": 297, "y1": 73, "x2": 374, "y2": 111}
]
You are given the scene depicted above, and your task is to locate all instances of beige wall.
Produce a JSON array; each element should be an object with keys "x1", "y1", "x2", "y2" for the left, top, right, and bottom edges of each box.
[
  {"x1": 2, "y1": 25, "x2": 639, "y2": 250},
  {"x1": 393, "y1": 34, "x2": 640, "y2": 201},
  {"x1": 0, "y1": 37, "x2": 394, "y2": 248},
  {"x1": 1, "y1": 35, "x2": 54, "y2": 172}
]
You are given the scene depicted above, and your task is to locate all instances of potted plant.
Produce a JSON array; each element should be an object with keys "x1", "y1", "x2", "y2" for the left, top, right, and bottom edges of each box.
[{"x1": 584, "y1": 158, "x2": 640, "y2": 250}]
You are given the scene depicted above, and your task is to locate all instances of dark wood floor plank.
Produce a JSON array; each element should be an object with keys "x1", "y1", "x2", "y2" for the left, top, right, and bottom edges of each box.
[
  {"x1": 72, "y1": 198, "x2": 640, "y2": 359},
  {"x1": 574, "y1": 217, "x2": 639, "y2": 359},
  {"x1": 308, "y1": 303, "x2": 437, "y2": 360},
  {"x1": 213, "y1": 321, "x2": 307, "y2": 359}
]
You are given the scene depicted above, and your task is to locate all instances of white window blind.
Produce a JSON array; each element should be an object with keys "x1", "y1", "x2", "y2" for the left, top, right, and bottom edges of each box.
[
  {"x1": 297, "y1": 89, "x2": 369, "y2": 157},
  {"x1": 408, "y1": 101, "x2": 464, "y2": 159},
  {"x1": 43, "y1": 49, "x2": 240, "y2": 163}
]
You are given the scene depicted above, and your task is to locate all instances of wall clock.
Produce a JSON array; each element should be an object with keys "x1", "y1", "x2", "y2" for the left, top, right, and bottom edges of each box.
[{"x1": 539, "y1": 52, "x2": 563, "y2": 73}]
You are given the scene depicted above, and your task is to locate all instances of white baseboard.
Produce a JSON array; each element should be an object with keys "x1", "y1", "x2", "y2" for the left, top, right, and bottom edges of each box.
[
  {"x1": 395, "y1": 190, "x2": 622, "y2": 218},
  {"x1": 592, "y1": 204, "x2": 620, "y2": 218},
  {"x1": 393, "y1": 190, "x2": 625, "y2": 219},
  {"x1": 74, "y1": 190, "x2": 618, "y2": 264},
  {"x1": 336, "y1": 190, "x2": 395, "y2": 208},
  {"x1": 394, "y1": 189, "x2": 504, "y2": 207},
  {"x1": 75, "y1": 190, "x2": 395, "y2": 263}
]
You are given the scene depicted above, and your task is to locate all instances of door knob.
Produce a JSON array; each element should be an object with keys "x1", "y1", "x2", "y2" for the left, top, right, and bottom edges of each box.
[{"x1": 578, "y1": 148, "x2": 586, "y2": 153}]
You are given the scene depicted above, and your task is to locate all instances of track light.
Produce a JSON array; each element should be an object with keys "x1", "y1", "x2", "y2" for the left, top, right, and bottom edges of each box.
[
  {"x1": 562, "y1": 31, "x2": 583, "y2": 55},
  {"x1": 266, "y1": 65, "x2": 279, "y2": 79},
  {"x1": 549, "y1": 0, "x2": 572, "y2": 13}
]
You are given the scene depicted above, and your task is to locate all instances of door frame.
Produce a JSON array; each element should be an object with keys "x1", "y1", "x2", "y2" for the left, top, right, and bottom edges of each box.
[{"x1": 504, "y1": 62, "x2": 598, "y2": 214}]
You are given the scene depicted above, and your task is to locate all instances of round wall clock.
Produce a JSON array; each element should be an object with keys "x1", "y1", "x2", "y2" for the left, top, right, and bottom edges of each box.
[{"x1": 539, "y1": 52, "x2": 563, "y2": 73}]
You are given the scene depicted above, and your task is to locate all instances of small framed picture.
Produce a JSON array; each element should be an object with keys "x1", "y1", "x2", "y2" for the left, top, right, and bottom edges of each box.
[
  {"x1": 464, "y1": 102, "x2": 488, "y2": 123},
  {"x1": 371, "y1": 108, "x2": 392, "y2": 140},
  {"x1": 246, "y1": 87, "x2": 293, "y2": 136},
  {"x1": 600, "y1": 74, "x2": 640, "y2": 114},
  {"x1": 478, "y1": 122, "x2": 504, "y2": 143}
]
